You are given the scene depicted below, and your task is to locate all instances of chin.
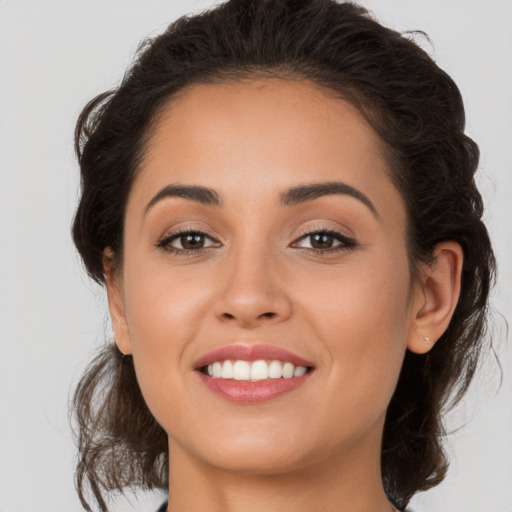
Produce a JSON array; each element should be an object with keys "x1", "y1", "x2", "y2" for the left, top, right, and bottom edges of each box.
[
  {"x1": 206, "y1": 447, "x2": 308, "y2": 475},
  {"x1": 185, "y1": 427, "x2": 314, "y2": 474}
]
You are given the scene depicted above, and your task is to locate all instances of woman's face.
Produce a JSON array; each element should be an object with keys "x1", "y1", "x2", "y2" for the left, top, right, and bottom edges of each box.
[{"x1": 108, "y1": 79, "x2": 425, "y2": 474}]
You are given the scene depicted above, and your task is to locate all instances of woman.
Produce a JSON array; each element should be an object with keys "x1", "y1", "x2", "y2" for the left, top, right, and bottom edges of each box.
[{"x1": 71, "y1": 1, "x2": 495, "y2": 511}]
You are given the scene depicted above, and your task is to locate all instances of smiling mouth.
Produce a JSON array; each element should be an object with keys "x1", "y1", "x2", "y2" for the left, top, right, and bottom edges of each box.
[{"x1": 199, "y1": 359, "x2": 314, "y2": 381}]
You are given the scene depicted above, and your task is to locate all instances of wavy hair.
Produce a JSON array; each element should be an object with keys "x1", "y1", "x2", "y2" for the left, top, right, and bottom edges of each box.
[{"x1": 71, "y1": 1, "x2": 495, "y2": 510}]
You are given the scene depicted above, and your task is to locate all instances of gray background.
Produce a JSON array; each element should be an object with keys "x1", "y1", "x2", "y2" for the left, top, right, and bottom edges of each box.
[{"x1": 0, "y1": 1, "x2": 510, "y2": 511}]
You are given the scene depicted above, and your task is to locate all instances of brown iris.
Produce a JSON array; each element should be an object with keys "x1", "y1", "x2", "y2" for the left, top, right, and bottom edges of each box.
[
  {"x1": 180, "y1": 234, "x2": 206, "y2": 250},
  {"x1": 309, "y1": 233, "x2": 336, "y2": 249}
]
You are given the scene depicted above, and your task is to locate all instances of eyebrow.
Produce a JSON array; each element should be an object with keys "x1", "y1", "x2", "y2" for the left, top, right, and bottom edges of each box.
[
  {"x1": 144, "y1": 184, "x2": 223, "y2": 214},
  {"x1": 279, "y1": 181, "x2": 378, "y2": 217},
  {"x1": 144, "y1": 181, "x2": 378, "y2": 217}
]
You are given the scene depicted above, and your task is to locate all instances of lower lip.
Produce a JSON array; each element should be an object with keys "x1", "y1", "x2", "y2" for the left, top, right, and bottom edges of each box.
[{"x1": 196, "y1": 371, "x2": 312, "y2": 403}]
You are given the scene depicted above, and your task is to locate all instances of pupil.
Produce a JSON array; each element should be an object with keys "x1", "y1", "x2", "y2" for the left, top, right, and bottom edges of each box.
[
  {"x1": 183, "y1": 234, "x2": 204, "y2": 249},
  {"x1": 311, "y1": 234, "x2": 333, "y2": 249}
]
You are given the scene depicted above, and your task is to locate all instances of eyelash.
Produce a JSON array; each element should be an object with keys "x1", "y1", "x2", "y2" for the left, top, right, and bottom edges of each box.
[
  {"x1": 156, "y1": 226, "x2": 356, "y2": 257},
  {"x1": 293, "y1": 226, "x2": 356, "y2": 255},
  {"x1": 156, "y1": 227, "x2": 216, "y2": 257}
]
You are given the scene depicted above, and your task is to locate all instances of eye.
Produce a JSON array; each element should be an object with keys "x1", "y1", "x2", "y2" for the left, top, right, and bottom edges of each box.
[
  {"x1": 157, "y1": 229, "x2": 220, "y2": 254},
  {"x1": 293, "y1": 229, "x2": 356, "y2": 253}
]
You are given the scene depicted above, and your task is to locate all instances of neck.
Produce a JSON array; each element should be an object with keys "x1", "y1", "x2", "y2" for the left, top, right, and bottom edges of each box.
[{"x1": 166, "y1": 431, "x2": 395, "y2": 512}]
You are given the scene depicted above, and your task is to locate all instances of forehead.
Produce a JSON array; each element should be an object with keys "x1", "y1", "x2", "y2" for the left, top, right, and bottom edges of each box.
[{"x1": 131, "y1": 78, "x2": 403, "y2": 223}]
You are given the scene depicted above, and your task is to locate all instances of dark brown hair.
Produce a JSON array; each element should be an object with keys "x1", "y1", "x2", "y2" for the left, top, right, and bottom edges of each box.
[{"x1": 71, "y1": 1, "x2": 495, "y2": 510}]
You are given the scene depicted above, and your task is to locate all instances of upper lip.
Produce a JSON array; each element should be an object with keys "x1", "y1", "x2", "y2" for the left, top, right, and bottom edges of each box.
[{"x1": 194, "y1": 344, "x2": 315, "y2": 369}]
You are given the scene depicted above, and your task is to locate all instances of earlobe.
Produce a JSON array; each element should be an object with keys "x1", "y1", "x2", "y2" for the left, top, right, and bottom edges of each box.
[
  {"x1": 407, "y1": 241, "x2": 464, "y2": 355},
  {"x1": 103, "y1": 248, "x2": 132, "y2": 356}
]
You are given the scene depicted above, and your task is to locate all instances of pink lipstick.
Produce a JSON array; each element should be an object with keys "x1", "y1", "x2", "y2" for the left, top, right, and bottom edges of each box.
[{"x1": 194, "y1": 344, "x2": 314, "y2": 404}]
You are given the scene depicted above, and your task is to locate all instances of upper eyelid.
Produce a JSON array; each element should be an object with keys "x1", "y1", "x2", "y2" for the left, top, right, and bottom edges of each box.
[
  {"x1": 161, "y1": 226, "x2": 350, "y2": 239},
  {"x1": 159, "y1": 228, "x2": 218, "y2": 245},
  {"x1": 160, "y1": 226, "x2": 218, "y2": 240},
  {"x1": 293, "y1": 226, "x2": 354, "y2": 241}
]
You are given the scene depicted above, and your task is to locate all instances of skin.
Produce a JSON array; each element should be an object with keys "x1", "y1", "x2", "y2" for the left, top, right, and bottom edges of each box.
[{"x1": 104, "y1": 79, "x2": 463, "y2": 512}]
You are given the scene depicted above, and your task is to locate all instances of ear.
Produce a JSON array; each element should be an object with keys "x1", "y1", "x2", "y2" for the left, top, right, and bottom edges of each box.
[
  {"x1": 407, "y1": 241, "x2": 463, "y2": 354},
  {"x1": 103, "y1": 248, "x2": 132, "y2": 356}
]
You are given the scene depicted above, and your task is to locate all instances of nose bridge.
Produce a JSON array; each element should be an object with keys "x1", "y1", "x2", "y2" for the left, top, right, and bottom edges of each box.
[{"x1": 214, "y1": 236, "x2": 291, "y2": 327}]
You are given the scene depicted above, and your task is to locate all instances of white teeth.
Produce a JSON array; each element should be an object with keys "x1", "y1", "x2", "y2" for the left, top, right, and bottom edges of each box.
[
  {"x1": 212, "y1": 362, "x2": 223, "y2": 378},
  {"x1": 221, "y1": 360, "x2": 233, "y2": 379},
  {"x1": 294, "y1": 365, "x2": 307, "y2": 377},
  {"x1": 250, "y1": 360, "x2": 269, "y2": 381},
  {"x1": 268, "y1": 360, "x2": 282, "y2": 379},
  {"x1": 282, "y1": 362, "x2": 294, "y2": 379},
  {"x1": 233, "y1": 360, "x2": 251, "y2": 380},
  {"x1": 204, "y1": 359, "x2": 309, "y2": 381}
]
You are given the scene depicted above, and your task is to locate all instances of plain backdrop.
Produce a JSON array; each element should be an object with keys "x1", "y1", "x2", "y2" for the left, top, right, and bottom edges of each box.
[{"x1": 0, "y1": 1, "x2": 510, "y2": 511}]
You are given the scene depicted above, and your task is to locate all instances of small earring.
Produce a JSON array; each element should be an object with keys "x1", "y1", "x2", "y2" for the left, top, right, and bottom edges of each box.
[{"x1": 424, "y1": 336, "x2": 431, "y2": 342}]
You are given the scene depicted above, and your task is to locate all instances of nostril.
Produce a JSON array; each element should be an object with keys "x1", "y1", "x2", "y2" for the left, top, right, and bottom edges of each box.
[{"x1": 222, "y1": 312, "x2": 276, "y2": 319}]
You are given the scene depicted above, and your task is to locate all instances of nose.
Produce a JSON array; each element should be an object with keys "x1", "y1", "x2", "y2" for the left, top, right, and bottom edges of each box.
[{"x1": 213, "y1": 247, "x2": 292, "y2": 328}]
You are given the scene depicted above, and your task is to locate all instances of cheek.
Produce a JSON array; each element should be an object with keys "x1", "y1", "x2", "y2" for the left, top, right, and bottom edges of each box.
[
  {"x1": 124, "y1": 258, "x2": 211, "y2": 349},
  {"x1": 121, "y1": 261, "x2": 214, "y2": 413},
  {"x1": 296, "y1": 252, "x2": 412, "y2": 414},
  {"x1": 300, "y1": 250, "x2": 411, "y2": 333}
]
